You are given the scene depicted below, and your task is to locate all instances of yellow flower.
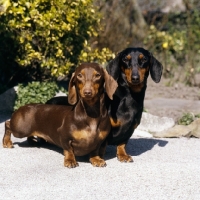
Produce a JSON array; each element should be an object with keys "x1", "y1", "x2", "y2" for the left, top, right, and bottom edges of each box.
[{"x1": 162, "y1": 42, "x2": 168, "y2": 49}]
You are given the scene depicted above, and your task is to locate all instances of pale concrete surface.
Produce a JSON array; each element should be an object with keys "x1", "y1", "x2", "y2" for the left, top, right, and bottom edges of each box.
[{"x1": 0, "y1": 115, "x2": 200, "y2": 200}]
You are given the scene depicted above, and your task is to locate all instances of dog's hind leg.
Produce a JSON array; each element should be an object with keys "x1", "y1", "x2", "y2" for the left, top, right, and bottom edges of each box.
[
  {"x1": 2, "y1": 120, "x2": 13, "y2": 148},
  {"x1": 117, "y1": 142, "x2": 133, "y2": 162}
]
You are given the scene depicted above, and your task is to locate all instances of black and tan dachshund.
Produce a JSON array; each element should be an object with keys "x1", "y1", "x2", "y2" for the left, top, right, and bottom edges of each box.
[
  {"x1": 2, "y1": 63, "x2": 118, "y2": 168},
  {"x1": 106, "y1": 47, "x2": 163, "y2": 162}
]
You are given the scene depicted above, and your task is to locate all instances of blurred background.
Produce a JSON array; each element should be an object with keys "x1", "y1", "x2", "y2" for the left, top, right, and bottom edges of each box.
[{"x1": 0, "y1": 0, "x2": 200, "y2": 108}]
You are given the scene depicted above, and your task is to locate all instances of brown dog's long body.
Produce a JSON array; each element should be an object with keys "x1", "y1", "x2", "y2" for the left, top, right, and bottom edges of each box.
[{"x1": 2, "y1": 63, "x2": 118, "y2": 168}]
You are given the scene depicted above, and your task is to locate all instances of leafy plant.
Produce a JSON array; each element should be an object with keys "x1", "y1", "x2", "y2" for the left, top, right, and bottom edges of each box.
[
  {"x1": 195, "y1": 114, "x2": 200, "y2": 118},
  {"x1": 14, "y1": 81, "x2": 67, "y2": 110},
  {"x1": 178, "y1": 113, "x2": 195, "y2": 125},
  {"x1": 0, "y1": 0, "x2": 114, "y2": 92},
  {"x1": 143, "y1": 9, "x2": 200, "y2": 85}
]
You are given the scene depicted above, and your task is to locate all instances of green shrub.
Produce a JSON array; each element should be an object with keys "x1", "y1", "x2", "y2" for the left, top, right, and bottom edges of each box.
[
  {"x1": 14, "y1": 81, "x2": 67, "y2": 110},
  {"x1": 144, "y1": 10, "x2": 200, "y2": 85},
  {"x1": 1, "y1": 0, "x2": 98, "y2": 76},
  {"x1": 178, "y1": 113, "x2": 195, "y2": 125},
  {"x1": 0, "y1": 0, "x2": 114, "y2": 92}
]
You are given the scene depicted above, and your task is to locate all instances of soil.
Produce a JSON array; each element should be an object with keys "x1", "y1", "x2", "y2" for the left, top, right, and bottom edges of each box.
[{"x1": 144, "y1": 77, "x2": 200, "y2": 122}]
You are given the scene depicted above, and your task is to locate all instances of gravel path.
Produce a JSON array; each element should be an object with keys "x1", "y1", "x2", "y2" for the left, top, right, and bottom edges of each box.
[
  {"x1": 1, "y1": 76, "x2": 200, "y2": 200},
  {"x1": 0, "y1": 113, "x2": 200, "y2": 200}
]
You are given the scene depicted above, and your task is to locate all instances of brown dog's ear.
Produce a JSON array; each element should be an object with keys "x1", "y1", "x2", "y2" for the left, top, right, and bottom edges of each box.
[
  {"x1": 68, "y1": 73, "x2": 77, "y2": 105},
  {"x1": 103, "y1": 69, "x2": 118, "y2": 100},
  {"x1": 150, "y1": 54, "x2": 163, "y2": 83}
]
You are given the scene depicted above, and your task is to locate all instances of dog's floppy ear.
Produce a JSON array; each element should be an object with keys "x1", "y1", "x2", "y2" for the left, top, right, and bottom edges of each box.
[
  {"x1": 68, "y1": 73, "x2": 77, "y2": 105},
  {"x1": 149, "y1": 53, "x2": 163, "y2": 83},
  {"x1": 106, "y1": 53, "x2": 121, "y2": 80},
  {"x1": 103, "y1": 69, "x2": 118, "y2": 100}
]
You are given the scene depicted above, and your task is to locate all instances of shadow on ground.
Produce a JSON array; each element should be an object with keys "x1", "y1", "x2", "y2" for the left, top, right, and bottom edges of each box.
[
  {"x1": 13, "y1": 137, "x2": 168, "y2": 163},
  {"x1": 104, "y1": 138, "x2": 168, "y2": 160}
]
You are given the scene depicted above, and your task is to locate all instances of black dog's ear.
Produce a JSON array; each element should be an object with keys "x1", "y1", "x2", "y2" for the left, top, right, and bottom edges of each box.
[
  {"x1": 68, "y1": 73, "x2": 77, "y2": 105},
  {"x1": 106, "y1": 52, "x2": 121, "y2": 80},
  {"x1": 149, "y1": 53, "x2": 163, "y2": 83},
  {"x1": 103, "y1": 69, "x2": 118, "y2": 100}
]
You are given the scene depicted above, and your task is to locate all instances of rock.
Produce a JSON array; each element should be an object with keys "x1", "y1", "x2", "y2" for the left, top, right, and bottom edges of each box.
[
  {"x1": 152, "y1": 118, "x2": 200, "y2": 138},
  {"x1": 137, "y1": 112, "x2": 175, "y2": 133},
  {"x1": 0, "y1": 87, "x2": 17, "y2": 113},
  {"x1": 188, "y1": 118, "x2": 200, "y2": 138},
  {"x1": 133, "y1": 129, "x2": 153, "y2": 138},
  {"x1": 152, "y1": 125, "x2": 191, "y2": 138}
]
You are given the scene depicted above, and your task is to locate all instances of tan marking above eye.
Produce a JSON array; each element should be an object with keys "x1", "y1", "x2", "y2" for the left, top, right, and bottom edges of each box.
[
  {"x1": 81, "y1": 69, "x2": 85, "y2": 75},
  {"x1": 77, "y1": 70, "x2": 85, "y2": 78},
  {"x1": 126, "y1": 54, "x2": 131, "y2": 60},
  {"x1": 93, "y1": 70, "x2": 101, "y2": 78},
  {"x1": 139, "y1": 54, "x2": 144, "y2": 59}
]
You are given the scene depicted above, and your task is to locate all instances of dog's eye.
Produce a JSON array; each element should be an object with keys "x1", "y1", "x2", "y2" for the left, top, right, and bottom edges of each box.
[
  {"x1": 122, "y1": 57, "x2": 129, "y2": 63},
  {"x1": 77, "y1": 73, "x2": 83, "y2": 78},
  {"x1": 138, "y1": 56, "x2": 147, "y2": 65},
  {"x1": 140, "y1": 56, "x2": 147, "y2": 63},
  {"x1": 142, "y1": 57, "x2": 147, "y2": 62},
  {"x1": 95, "y1": 73, "x2": 101, "y2": 78}
]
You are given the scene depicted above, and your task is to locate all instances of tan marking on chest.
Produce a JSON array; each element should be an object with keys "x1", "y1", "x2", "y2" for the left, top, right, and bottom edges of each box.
[
  {"x1": 110, "y1": 117, "x2": 121, "y2": 128},
  {"x1": 99, "y1": 131, "x2": 108, "y2": 140},
  {"x1": 72, "y1": 130, "x2": 89, "y2": 140}
]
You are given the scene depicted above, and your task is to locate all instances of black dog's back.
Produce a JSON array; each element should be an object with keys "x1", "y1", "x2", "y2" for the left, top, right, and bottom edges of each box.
[{"x1": 46, "y1": 96, "x2": 69, "y2": 105}]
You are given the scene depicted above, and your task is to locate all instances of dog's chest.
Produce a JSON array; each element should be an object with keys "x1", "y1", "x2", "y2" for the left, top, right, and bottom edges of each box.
[
  {"x1": 73, "y1": 119, "x2": 99, "y2": 138},
  {"x1": 71, "y1": 119, "x2": 107, "y2": 155}
]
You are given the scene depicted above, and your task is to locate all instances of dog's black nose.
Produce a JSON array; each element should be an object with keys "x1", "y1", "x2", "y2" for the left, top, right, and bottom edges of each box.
[
  {"x1": 132, "y1": 75, "x2": 140, "y2": 83},
  {"x1": 84, "y1": 89, "x2": 92, "y2": 96}
]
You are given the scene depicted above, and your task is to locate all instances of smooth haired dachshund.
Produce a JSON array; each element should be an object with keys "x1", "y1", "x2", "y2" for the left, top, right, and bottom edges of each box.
[
  {"x1": 45, "y1": 48, "x2": 163, "y2": 163},
  {"x1": 106, "y1": 47, "x2": 163, "y2": 162},
  {"x1": 2, "y1": 63, "x2": 118, "y2": 168}
]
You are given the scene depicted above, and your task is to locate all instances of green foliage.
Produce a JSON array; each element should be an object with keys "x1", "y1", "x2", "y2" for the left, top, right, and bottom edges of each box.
[
  {"x1": 14, "y1": 81, "x2": 67, "y2": 110},
  {"x1": 1, "y1": 0, "x2": 98, "y2": 76},
  {"x1": 80, "y1": 45, "x2": 115, "y2": 67},
  {"x1": 144, "y1": 10, "x2": 200, "y2": 85},
  {"x1": 195, "y1": 114, "x2": 200, "y2": 118},
  {"x1": 178, "y1": 112, "x2": 200, "y2": 125},
  {"x1": 0, "y1": 0, "x2": 113, "y2": 93}
]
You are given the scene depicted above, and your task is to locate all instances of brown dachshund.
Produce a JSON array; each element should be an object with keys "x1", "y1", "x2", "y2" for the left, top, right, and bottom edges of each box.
[
  {"x1": 2, "y1": 63, "x2": 118, "y2": 168},
  {"x1": 106, "y1": 47, "x2": 163, "y2": 162}
]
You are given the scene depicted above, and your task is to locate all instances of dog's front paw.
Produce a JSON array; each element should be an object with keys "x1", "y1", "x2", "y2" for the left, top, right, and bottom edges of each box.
[
  {"x1": 90, "y1": 156, "x2": 107, "y2": 167},
  {"x1": 64, "y1": 160, "x2": 79, "y2": 168},
  {"x1": 117, "y1": 154, "x2": 133, "y2": 162}
]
